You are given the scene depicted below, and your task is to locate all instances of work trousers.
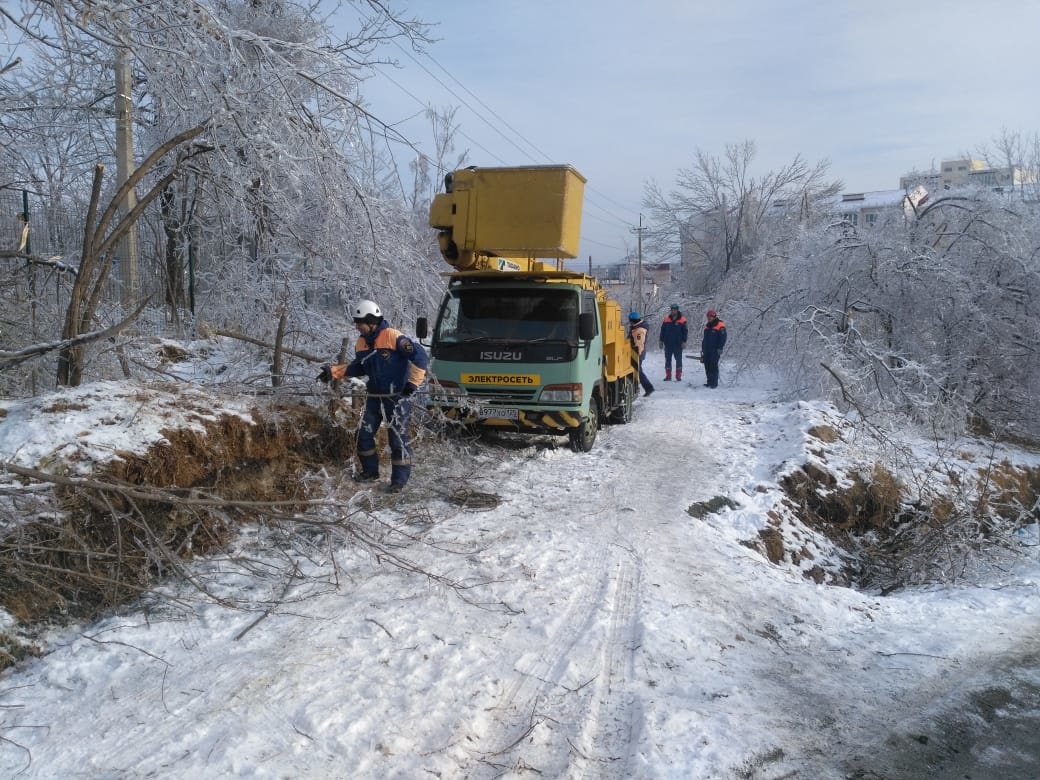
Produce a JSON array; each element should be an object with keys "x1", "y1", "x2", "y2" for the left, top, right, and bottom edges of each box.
[
  {"x1": 663, "y1": 344, "x2": 683, "y2": 373},
  {"x1": 703, "y1": 353, "x2": 721, "y2": 388},
  {"x1": 356, "y1": 394, "x2": 414, "y2": 485}
]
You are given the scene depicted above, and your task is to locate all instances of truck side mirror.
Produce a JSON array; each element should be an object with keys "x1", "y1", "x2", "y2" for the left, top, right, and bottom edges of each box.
[
  {"x1": 416, "y1": 317, "x2": 429, "y2": 340},
  {"x1": 578, "y1": 312, "x2": 596, "y2": 341}
]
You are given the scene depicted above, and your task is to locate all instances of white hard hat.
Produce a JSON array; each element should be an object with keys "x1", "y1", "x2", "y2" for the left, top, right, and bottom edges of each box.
[{"x1": 352, "y1": 299, "x2": 382, "y2": 321}]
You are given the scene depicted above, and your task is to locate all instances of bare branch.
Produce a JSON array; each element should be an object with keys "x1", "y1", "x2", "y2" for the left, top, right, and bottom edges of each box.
[{"x1": 1, "y1": 297, "x2": 150, "y2": 370}]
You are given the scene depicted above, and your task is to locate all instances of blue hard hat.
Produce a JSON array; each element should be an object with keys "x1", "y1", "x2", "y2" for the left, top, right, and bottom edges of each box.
[{"x1": 628, "y1": 311, "x2": 641, "y2": 321}]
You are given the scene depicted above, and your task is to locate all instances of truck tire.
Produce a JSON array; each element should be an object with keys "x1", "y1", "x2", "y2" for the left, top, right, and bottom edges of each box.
[
  {"x1": 609, "y1": 377, "x2": 634, "y2": 424},
  {"x1": 569, "y1": 395, "x2": 600, "y2": 453}
]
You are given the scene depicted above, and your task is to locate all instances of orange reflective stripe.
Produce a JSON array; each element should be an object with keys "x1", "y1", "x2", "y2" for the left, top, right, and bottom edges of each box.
[
  {"x1": 375, "y1": 328, "x2": 403, "y2": 349},
  {"x1": 407, "y1": 365, "x2": 427, "y2": 386},
  {"x1": 355, "y1": 327, "x2": 404, "y2": 352}
]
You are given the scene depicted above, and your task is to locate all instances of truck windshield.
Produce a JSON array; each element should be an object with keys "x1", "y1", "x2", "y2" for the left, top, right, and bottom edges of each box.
[{"x1": 434, "y1": 289, "x2": 578, "y2": 343}]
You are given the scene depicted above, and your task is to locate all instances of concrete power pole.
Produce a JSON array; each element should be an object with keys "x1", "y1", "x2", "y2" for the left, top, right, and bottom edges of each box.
[
  {"x1": 631, "y1": 214, "x2": 645, "y2": 312},
  {"x1": 114, "y1": 47, "x2": 140, "y2": 304}
]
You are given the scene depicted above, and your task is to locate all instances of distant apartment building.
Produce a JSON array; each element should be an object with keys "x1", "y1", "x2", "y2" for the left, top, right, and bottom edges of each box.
[
  {"x1": 589, "y1": 260, "x2": 672, "y2": 291},
  {"x1": 835, "y1": 157, "x2": 1033, "y2": 229},
  {"x1": 829, "y1": 189, "x2": 907, "y2": 229},
  {"x1": 899, "y1": 157, "x2": 1027, "y2": 191}
]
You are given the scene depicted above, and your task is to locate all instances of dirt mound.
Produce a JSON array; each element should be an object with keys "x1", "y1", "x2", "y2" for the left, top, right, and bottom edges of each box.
[
  {"x1": 0, "y1": 397, "x2": 357, "y2": 634},
  {"x1": 757, "y1": 457, "x2": 1040, "y2": 592}
]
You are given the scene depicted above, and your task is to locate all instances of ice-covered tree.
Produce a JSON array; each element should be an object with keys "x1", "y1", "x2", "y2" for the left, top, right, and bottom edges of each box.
[
  {"x1": 719, "y1": 183, "x2": 1040, "y2": 442},
  {"x1": 642, "y1": 140, "x2": 841, "y2": 292},
  {"x1": 1, "y1": 0, "x2": 447, "y2": 389}
]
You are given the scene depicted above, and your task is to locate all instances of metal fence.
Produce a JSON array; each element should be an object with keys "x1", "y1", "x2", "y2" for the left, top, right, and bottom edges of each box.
[
  {"x1": 0, "y1": 188, "x2": 84, "y2": 265},
  {"x1": 1, "y1": 188, "x2": 200, "y2": 339},
  {"x1": 2, "y1": 188, "x2": 78, "y2": 332}
]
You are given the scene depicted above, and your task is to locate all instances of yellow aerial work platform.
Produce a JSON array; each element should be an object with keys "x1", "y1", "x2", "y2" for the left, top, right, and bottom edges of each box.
[{"x1": 429, "y1": 165, "x2": 586, "y2": 270}]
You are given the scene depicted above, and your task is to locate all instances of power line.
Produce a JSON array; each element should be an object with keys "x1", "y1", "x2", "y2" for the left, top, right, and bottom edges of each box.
[
  {"x1": 384, "y1": 38, "x2": 540, "y2": 164},
  {"x1": 584, "y1": 191, "x2": 636, "y2": 228},
  {"x1": 583, "y1": 233, "x2": 629, "y2": 252},
  {"x1": 361, "y1": 8, "x2": 638, "y2": 244},
  {"x1": 414, "y1": 45, "x2": 639, "y2": 232},
  {"x1": 370, "y1": 66, "x2": 510, "y2": 167}
]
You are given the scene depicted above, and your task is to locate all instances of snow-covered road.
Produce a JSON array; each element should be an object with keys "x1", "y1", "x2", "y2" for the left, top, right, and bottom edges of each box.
[{"x1": 2, "y1": 357, "x2": 1040, "y2": 778}]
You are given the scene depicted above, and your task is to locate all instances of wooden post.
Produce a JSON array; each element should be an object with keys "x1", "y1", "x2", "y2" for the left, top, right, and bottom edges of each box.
[
  {"x1": 272, "y1": 308, "x2": 287, "y2": 387},
  {"x1": 114, "y1": 47, "x2": 140, "y2": 303}
]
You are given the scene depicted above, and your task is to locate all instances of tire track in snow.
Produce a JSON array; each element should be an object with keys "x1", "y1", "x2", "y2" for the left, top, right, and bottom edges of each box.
[
  {"x1": 572, "y1": 542, "x2": 640, "y2": 779},
  {"x1": 463, "y1": 531, "x2": 610, "y2": 776},
  {"x1": 457, "y1": 475, "x2": 642, "y2": 779}
]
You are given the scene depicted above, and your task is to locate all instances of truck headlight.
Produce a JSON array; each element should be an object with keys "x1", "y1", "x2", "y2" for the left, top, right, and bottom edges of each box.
[{"x1": 539, "y1": 384, "x2": 582, "y2": 403}]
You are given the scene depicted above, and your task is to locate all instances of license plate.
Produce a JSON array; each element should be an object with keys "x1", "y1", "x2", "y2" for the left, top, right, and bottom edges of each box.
[{"x1": 479, "y1": 406, "x2": 518, "y2": 420}]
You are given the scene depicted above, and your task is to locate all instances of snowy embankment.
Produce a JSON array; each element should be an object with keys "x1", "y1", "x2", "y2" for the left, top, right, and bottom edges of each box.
[{"x1": 1, "y1": 349, "x2": 1039, "y2": 779}]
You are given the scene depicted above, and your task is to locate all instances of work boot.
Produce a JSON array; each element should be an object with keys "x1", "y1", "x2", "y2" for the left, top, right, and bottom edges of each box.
[
  {"x1": 676, "y1": 369, "x2": 683, "y2": 381},
  {"x1": 353, "y1": 471, "x2": 379, "y2": 483},
  {"x1": 664, "y1": 370, "x2": 671, "y2": 381}
]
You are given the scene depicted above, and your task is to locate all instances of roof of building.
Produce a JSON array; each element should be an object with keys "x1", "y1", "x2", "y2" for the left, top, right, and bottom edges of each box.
[{"x1": 826, "y1": 189, "x2": 907, "y2": 213}]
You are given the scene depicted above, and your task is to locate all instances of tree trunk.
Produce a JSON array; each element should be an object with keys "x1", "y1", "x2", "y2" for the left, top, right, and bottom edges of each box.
[
  {"x1": 56, "y1": 126, "x2": 208, "y2": 387},
  {"x1": 272, "y1": 308, "x2": 287, "y2": 387},
  {"x1": 161, "y1": 183, "x2": 185, "y2": 309}
]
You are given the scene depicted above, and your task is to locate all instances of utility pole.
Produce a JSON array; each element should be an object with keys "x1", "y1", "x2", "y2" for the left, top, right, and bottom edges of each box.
[
  {"x1": 631, "y1": 214, "x2": 646, "y2": 311},
  {"x1": 114, "y1": 47, "x2": 140, "y2": 304}
]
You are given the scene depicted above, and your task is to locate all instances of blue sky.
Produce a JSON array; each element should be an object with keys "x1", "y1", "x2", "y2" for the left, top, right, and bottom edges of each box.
[{"x1": 354, "y1": 1, "x2": 1040, "y2": 264}]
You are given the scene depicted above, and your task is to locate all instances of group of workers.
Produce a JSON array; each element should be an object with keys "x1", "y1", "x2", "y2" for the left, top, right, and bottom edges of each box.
[{"x1": 627, "y1": 304, "x2": 727, "y2": 392}]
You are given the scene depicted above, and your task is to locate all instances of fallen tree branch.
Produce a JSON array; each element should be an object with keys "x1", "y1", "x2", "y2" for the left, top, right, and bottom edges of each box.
[
  {"x1": 0, "y1": 250, "x2": 79, "y2": 275},
  {"x1": 1, "y1": 461, "x2": 327, "y2": 509},
  {"x1": 234, "y1": 563, "x2": 302, "y2": 641},
  {"x1": 820, "y1": 361, "x2": 877, "y2": 421},
  {"x1": 0, "y1": 297, "x2": 150, "y2": 370},
  {"x1": 212, "y1": 328, "x2": 324, "y2": 363}
]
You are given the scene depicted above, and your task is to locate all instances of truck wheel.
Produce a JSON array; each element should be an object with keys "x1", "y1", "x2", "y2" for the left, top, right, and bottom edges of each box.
[
  {"x1": 609, "y1": 377, "x2": 634, "y2": 424},
  {"x1": 569, "y1": 395, "x2": 600, "y2": 452}
]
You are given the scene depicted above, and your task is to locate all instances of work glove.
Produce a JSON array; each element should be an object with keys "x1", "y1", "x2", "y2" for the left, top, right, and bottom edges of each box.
[
  {"x1": 317, "y1": 364, "x2": 333, "y2": 383},
  {"x1": 681, "y1": 343, "x2": 686, "y2": 350},
  {"x1": 658, "y1": 342, "x2": 664, "y2": 350},
  {"x1": 400, "y1": 383, "x2": 417, "y2": 397}
]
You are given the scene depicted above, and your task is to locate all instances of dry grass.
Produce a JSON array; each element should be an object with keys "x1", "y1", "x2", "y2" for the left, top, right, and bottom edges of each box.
[
  {"x1": 780, "y1": 462, "x2": 903, "y2": 536},
  {"x1": 0, "y1": 398, "x2": 357, "y2": 642},
  {"x1": 977, "y1": 459, "x2": 1040, "y2": 523},
  {"x1": 807, "y1": 424, "x2": 841, "y2": 443},
  {"x1": 771, "y1": 457, "x2": 1040, "y2": 592}
]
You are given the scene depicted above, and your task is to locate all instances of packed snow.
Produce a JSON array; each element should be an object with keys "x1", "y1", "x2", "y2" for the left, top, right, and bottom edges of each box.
[{"x1": 1, "y1": 346, "x2": 1039, "y2": 779}]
